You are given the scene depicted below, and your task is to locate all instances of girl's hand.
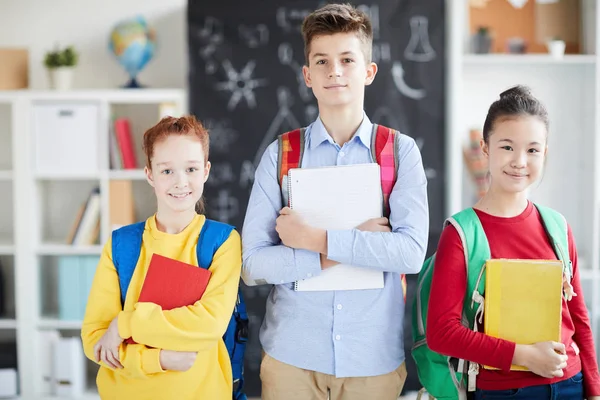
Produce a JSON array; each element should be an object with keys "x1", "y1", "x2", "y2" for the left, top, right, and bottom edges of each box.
[
  {"x1": 93, "y1": 317, "x2": 124, "y2": 369},
  {"x1": 159, "y1": 350, "x2": 197, "y2": 371},
  {"x1": 513, "y1": 342, "x2": 567, "y2": 378}
]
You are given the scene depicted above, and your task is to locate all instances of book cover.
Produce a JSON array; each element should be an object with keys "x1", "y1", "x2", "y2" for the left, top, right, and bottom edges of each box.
[
  {"x1": 483, "y1": 258, "x2": 563, "y2": 371},
  {"x1": 124, "y1": 254, "x2": 211, "y2": 344}
]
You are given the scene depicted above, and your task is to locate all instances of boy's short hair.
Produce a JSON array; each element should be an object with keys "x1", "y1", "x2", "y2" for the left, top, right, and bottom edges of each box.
[{"x1": 301, "y1": 3, "x2": 373, "y2": 65}]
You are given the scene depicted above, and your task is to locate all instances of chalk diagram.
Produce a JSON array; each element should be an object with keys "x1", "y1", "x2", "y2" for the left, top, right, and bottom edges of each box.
[
  {"x1": 391, "y1": 61, "x2": 426, "y2": 100},
  {"x1": 196, "y1": 17, "x2": 223, "y2": 75},
  {"x1": 239, "y1": 24, "x2": 269, "y2": 48},
  {"x1": 404, "y1": 16, "x2": 436, "y2": 62},
  {"x1": 207, "y1": 163, "x2": 235, "y2": 186},
  {"x1": 253, "y1": 87, "x2": 301, "y2": 166},
  {"x1": 206, "y1": 119, "x2": 238, "y2": 154},
  {"x1": 209, "y1": 190, "x2": 239, "y2": 224},
  {"x1": 215, "y1": 60, "x2": 268, "y2": 111},
  {"x1": 279, "y1": 43, "x2": 312, "y2": 102}
]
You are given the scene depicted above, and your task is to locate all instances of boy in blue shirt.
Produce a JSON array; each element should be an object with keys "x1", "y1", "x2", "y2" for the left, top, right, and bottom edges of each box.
[{"x1": 242, "y1": 3, "x2": 429, "y2": 399}]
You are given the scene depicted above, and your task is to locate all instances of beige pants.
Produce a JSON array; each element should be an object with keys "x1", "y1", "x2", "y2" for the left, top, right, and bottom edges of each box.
[{"x1": 260, "y1": 352, "x2": 407, "y2": 400}]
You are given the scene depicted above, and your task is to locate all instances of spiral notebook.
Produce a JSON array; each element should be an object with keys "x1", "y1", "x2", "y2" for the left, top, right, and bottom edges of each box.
[{"x1": 288, "y1": 163, "x2": 385, "y2": 291}]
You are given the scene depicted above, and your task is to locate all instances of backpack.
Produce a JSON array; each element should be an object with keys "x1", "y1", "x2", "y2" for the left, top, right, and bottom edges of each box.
[
  {"x1": 411, "y1": 204, "x2": 572, "y2": 400},
  {"x1": 276, "y1": 124, "x2": 407, "y2": 299},
  {"x1": 112, "y1": 218, "x2": 249, "y2": 400}
]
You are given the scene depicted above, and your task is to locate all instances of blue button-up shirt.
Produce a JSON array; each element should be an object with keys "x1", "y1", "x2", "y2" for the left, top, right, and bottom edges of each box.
[{"x1": 241, "y1": 113, "x2": 429, "y2": 377}]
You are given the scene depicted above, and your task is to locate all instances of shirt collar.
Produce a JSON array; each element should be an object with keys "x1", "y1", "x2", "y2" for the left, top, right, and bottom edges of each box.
[{"x1": 308, "y1": 112, "x2": 373, "y2": 150}]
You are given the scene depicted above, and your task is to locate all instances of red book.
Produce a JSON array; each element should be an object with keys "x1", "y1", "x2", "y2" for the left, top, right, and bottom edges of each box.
[
  {"x1": 124, "y1": 253, "x2": 211, "y2": 344},
  {"x1": 114, "y1": 118, "x2": 137, "y2": 169}
]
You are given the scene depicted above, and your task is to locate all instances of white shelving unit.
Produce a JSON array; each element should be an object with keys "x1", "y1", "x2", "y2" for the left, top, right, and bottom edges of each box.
[
  {"x1": 447, "y1": 1, "x2": 600, "y2": 359},
  {"x1": 1, "y1": 88, "x2": 186, "y2": 399}
]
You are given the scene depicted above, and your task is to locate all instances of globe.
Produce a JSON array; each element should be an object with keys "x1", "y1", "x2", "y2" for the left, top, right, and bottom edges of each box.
[{"x1": 108, "y1": 16, "x2": 156, "y2": 88}]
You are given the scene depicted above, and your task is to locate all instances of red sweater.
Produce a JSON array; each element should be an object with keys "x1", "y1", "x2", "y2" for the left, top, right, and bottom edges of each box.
[{"x1": 426, "y1": 201, "x2": 600, "y2": 395}]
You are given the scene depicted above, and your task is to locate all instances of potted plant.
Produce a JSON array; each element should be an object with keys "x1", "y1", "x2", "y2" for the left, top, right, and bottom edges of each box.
[
  {"x1": 547, "y1": 37, "x2": 566, "y2": 58},
  {"x1": 472, "y1": 26, "x2": 492, "y2": 54},
  {"x1": 44, "y1": 46, "x2": 78, "y2": 90}
]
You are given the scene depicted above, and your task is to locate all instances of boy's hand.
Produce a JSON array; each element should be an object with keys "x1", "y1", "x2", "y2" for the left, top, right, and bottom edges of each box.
[
  {"x1": 356, "y1": 217, "x2": 391, "y2": 232},
  {"x1": 160, "y1": 350, "x2": 197, "y2": 371},
  {"x1": 94, "y1": 316, "x2": 124, "y2": 369},
  {"x1": 276, "y1": 207, "x2": 318, "y2": 250}
]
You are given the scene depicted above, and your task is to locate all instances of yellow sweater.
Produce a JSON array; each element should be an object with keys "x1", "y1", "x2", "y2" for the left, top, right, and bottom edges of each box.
[{"x1": 81, "y1": 214, "x2": 241, "y2": 400}]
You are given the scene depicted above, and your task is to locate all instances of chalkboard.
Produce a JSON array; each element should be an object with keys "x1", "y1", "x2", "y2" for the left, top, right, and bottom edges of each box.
[{"x1": 188, "y1": 0, "x2": 445, "y2": 395}]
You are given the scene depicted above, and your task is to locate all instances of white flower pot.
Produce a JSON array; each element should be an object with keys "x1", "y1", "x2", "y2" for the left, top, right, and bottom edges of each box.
[
  {"x1": 547, "y1": 40, "x2": 566, "y2": 59},
  {"x1": 48, "y1": 67, "x2": 74, "y2": 90}
]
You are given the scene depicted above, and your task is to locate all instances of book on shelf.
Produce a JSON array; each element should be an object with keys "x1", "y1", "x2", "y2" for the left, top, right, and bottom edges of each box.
[
  {"x1": 111, "y1": 117, "x2": 138, "y2": 170},
  {"x1": 66, "y1": 187, "x2": 101, "y2": 245}
]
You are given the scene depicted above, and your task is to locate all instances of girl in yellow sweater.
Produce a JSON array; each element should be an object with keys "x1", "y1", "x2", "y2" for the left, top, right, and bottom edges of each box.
[{"x1": 81, "y1": 115, "x2": 242, "y2": 399}]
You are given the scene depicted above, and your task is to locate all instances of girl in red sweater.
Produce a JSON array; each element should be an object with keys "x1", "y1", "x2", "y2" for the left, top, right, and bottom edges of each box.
[{"x1": 427, "y1": 85, "x2": 600, "y2": 399}]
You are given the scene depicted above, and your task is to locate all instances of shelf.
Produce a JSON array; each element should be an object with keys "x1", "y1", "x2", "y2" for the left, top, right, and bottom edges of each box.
[
  {"x1": 38, "y1": 318, "x2": 83, "y2": 330},
  {"x1": 463, "y1": 54, "x2": 596, "y2": 65},
  {"x1": 0, "y1": 240, "x2": 14, "y2": 255},
  {"x1": 38, "y1": 244, "x2": 102, "y2": 256},
  {"x1": 0, "y1": 170, "x2": 12, "y2": 181},
  {"x1": 35, "y1": 172, "x2": 101, "y2": 181},
  {"x1": 0, "y1": 319, "x2": 17, "y2": 329},
  {"x1": 0, "y1": 89, "x2": 186, "y2": 104},
  {"x1": 109, "y1": 169, "x2": 147, "y2": 180}
]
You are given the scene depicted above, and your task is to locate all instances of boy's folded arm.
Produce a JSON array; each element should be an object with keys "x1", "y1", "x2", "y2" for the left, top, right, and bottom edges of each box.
[
  {"x1": 118, "y1": 231, "x2": 242, "y2": 351},
  {"x1": 81, "y1": 239, "x2": 163, "y2": 379},
  {"x1": 241, "y1": 141, "x2": 322, "y2": 286},
  {"x1": 326, "y1": 137, "x2": 429, "y2": 274}
]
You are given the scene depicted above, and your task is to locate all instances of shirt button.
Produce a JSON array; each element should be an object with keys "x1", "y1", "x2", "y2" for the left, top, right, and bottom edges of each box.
[
  {"x1": 337, "y1": 304, "x2": 343, "y2": 310},
  {"x1": 339, "y1": 151, "x2": 345, "y2": 157},
  {"x1": 307, "y1": 273, "x2": 312, "y2": 278},
  {"x1": 335, "y1": 335, "x2": 341, "y2": 341}
]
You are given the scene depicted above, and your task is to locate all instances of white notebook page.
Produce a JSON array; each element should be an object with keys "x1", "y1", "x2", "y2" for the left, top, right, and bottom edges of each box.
[{"x1": 288, "y1": 163, "x2": 384, "y2": 291}]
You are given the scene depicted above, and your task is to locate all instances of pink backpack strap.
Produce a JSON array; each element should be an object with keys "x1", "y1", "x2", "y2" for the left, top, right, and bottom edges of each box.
[
  {"x1": 371, "y1": 124, "x2": 399, "y2": 217},
  {"x1": 371, "y1": 124, "x2": 406, "y2": 300}
]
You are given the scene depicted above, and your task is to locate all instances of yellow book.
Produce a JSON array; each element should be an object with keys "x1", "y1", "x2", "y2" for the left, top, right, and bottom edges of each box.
[{"x1": 483, "y1": 259, "x2": 563, "y2": 371}]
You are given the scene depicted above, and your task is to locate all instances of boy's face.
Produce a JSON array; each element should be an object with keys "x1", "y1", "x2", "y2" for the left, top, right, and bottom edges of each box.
[
  {"x1": 302, "y1": 32, "x2": 377, "y2": 109},
  {"x1": 145, "y1": 134, "x2": 211, "y2": 215}
]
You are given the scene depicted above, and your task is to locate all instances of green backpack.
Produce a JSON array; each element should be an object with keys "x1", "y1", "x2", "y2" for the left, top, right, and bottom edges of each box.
[{"x1": 411, "y1": 204, "x2": 572, "y2": 400}]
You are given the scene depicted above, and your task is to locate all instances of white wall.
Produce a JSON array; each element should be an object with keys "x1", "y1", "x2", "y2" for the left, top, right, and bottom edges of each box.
[{"x1": 0, "y1": 0, "x2": 187, "y2": 89}]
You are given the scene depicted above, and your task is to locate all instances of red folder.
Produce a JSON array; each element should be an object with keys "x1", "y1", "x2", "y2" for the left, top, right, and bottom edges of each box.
[{"x1": 124, "y1": 253, "x2": 211, "y2": 344}]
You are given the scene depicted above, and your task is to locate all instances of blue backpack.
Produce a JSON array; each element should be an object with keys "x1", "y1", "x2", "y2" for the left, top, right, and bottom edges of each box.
[{"x1": 112, "y1": 218, "x2": 249, "y2": 400}]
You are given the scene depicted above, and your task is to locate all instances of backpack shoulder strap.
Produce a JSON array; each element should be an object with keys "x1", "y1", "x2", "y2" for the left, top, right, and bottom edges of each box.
[
  {"x1": 446, "y1": 208, "x2": 490, "y2": 323},
  {"x1": 371, "y1": 124, "x2": 399, "y2": 217},
  {"x1": 196, "y1": 218, "x2": 235, "y2": 269},
  {"x1": 277, "y1": 128, "x2": 306, "y2": 207},
  {"x1": 111, "y1": 221, "x2": 146, "y2": 307},
  {"x1": 534, "y1": 204, "x2": 572, "y2": 279}
]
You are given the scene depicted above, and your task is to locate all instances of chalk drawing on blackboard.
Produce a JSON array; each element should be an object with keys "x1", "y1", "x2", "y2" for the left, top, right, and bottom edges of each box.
[
  {"x1": 276, "y1": 7, "x2": 312, "y2": 32},
  {"x1": 278, "y1": 43, "x2": 312, "y2": 102},
  {"x1": 196, "y1": 17, "x2": 224, "y2": 75},
  {"x1": 209, "y1": 190, "x2": 239, "y2": 224},
  {"x1": 253, "y1": 87, "x2": 302, "y2": 166},
  {"x1": 240, "y1": 160, "x2": 256, "y2": 189},
  {"x1": 391, "y1": 61, "x2": 426, "y2": 100},
  {"x1": 405, "y1": 16, "x2": 436, "y2": 62},
  {"x1": 206, "y1": 119, "x2": 238, "y2": 154},
  {"x1": 207, "y1": 163, "x2": 235, "y2": 186},
  {"x1": 215, "y1": 60, "x2": 268, "y2": 111},
  {"x1": 239, "y1": 24, "x2": 269, "y2": 48}
]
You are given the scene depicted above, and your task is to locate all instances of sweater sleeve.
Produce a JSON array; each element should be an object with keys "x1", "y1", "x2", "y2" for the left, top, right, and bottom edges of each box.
[
  {"x1": 117, "y1": 230, "x2": 242, "y2": 352},
  {"x1": 566, "y1": 224, "x2": 600, "y2": 396},
  {"x1": 81, "y1": 238, "x2": 165, "y2": 378},
  {"x1": 426, "y1": 224, "x2": 516, "y2": 371}
]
